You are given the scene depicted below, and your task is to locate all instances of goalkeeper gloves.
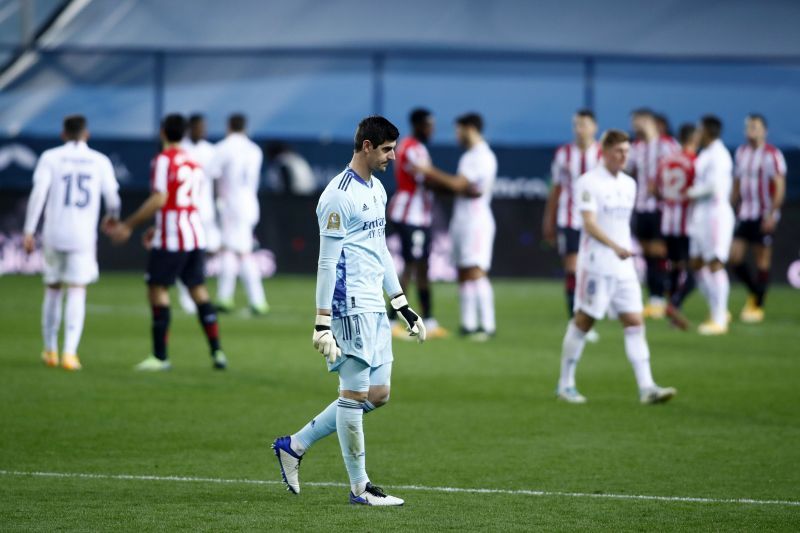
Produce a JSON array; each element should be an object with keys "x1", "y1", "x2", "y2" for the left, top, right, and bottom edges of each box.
[
  {"x1": 390, "y1": 294, "x2": 427, "y2": 343},
  {"x1": 312, "y1": 315, "x2": 341, "y2": 363}
]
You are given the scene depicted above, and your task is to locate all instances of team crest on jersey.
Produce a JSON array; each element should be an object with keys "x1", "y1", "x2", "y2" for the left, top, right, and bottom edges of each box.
[
  {"x1": 354, "y1": 337, "x2": 363, "y2": 349},
  {"x1": 326, "y1": 212, "x2": 341, "y2": 230}
]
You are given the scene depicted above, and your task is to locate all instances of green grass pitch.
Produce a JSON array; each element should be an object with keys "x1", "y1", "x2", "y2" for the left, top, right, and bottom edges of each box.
[{"x1": 1, "y1": 274, "x2": 798, "y2": 531}]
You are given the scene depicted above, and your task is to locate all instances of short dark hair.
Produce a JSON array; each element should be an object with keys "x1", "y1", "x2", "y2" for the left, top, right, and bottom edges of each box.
[
  {"x1": 161, "y1": 113, "x2": 186, "y2": 142},
  {"x1": 575, "y1": 108, "x2": 596, "y2": 122},
  {"x1": 655, "y1": 113, "x2": 672, "y2": 135},
  {"x1": 746, "y1": 113, "x2": 768, "y2": 128},
  {"x1": 677, "y1": 123, "x2": 696, "y2": 145},
  {"x1": 228, "y1": 113, "x2": 246, "y2": 132},
  {"x1": 631, "y1": 107, "x2": 655, "y2": 119},
  {"x1": 409, "y1": 108, "x2": 432, "y2": 128},
  {"x1": 455, "y1": 112, "x2": 483, "y2": 133},
  {"x1": 353, "y1": 115, "x2": 400, "y2": 152},
  {"x1": 600, "y1": 128, "x2": 630, "y2": 149},
  {"x1": 63, "y1": 115, "x2": 87, "y2": 140},
  {"x1": 188, "y1": 113, "x2": 205, "y2": 126},
  {"x1": 700, "y1": 115, "x2": 723, "y2": 140}
]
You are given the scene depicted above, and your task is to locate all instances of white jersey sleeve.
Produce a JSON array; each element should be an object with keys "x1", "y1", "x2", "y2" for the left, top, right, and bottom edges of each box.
[
  {"x1": 575, "y1": 176, "x2": 598, "y2": 214},
  {"x1": 404, "y1": 143, "x2": 430, "y2": 184},
  {"x1": 99, "y1": 155, "x2": 121, "y2": 217},
  {"x1": 23, "y1": 152, "x2": 55, "y2": 235}
]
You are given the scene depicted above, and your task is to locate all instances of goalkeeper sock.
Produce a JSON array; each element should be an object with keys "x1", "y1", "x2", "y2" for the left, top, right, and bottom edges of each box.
[
  {"x1": 336, "y1": 397, "x2": 369, "y2": 490},
  {"x1": 293, "y1": 399, "x2": 379, "y2": 455},
  {"x1": 558, "y1": 321, "x2": 586, "y2": 390}
]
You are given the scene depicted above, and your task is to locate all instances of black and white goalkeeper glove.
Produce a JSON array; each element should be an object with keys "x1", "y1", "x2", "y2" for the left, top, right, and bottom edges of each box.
[
  {"x1": 312, "y1": 315, "x2": 341, "y2": 363},
  {"x1": 390, "y1": 294, "x2": 427, "y2": 343}
]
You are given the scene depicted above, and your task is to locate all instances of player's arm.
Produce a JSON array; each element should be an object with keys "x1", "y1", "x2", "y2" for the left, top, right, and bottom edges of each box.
[
  {"x1": 380, "y1": 241, "x2": 426, "y2": 342},
  {"x1": 110, "y1": 155, "x2": 169, "y2": 244},
  {"x1": 542, "y1": 184, "x2": 561, "y2": 245},
  {"x1": 314, "y1": 233, "x2": 345, "y2": 362},
  {"x1": 686, "y1": 165, "x2": 714, "y2": 201},
  {"x1": 416, "y1": 164, "x2": 477, "y2": 196},
  {"x1": 731, "y1": 178, "x2": 741, "y2": 207},
  {"x1": 581, "y1": 211, "x2": 632, "y2": 260},
  {"x1": 22, "y1": 155, "x2": 53, "y2": 253},
  {"x1": 763, "y1": 172, "x2": 786, "y2": 233},
  {"x1": 100, "y1": 159, "x2": 122, "y2": 233}
]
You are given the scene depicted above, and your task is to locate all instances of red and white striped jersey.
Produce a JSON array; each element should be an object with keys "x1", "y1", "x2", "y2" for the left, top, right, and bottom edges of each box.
[
  {"x1": 734, "y1": 143, "x2": 787, "y2": 220},
  {"x1": 388, "y1": 136, "x2": 434, "y2": 227},
  {"x1": 149, "y1": 147, "x2": 207, "y2": 252},
  {"x1": 550, "y1": 141, "x2": 602, "y2": 229},
  {"x1": 656, "y1": 150, "x2": 695, "y2": 236},
  {"x1": 626, "y1": 136, "x2": 680, "y2": 213}
]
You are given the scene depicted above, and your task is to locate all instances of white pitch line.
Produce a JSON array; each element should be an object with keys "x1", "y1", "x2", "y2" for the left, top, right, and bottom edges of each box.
[{"x1": 1, "y1": 469, "x2": 798, "y2": 507}]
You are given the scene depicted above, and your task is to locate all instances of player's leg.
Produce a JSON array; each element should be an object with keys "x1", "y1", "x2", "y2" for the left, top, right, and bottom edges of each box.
[
  {"x1": 239, "y1": 252, "x2": 268, "y2": 315},
  {"x1": 175, "y1": 280, "x2": 197, "y2": 314},
  {"x1": 183, "y1": 249, "x2": 226, "y2": 369},
  {"x1": 752, "y1": 241, "x2": 772, "y2": 310},
  {"x1": 558, "y1": 227, "x2": 579, "y2": 318},
  {"x1": 665, "y1": 237, "x2": 693, "y2": 330},
  {"x1": 704, "y1": 259, "x2": 730, "y2": 333},
  {"x1": 730, "y1": 227, "x2": 759, "y2": 320},
  {"x1": 59, "y1": 250, "x2": 98, "y2": 371},
  {"x1": 41, "y1": 249, "x2": 64, "y2": 366},
  {"x1": 640, "y1": 213, "x2": 668, "y2": 318},
  {"x1": 614, "y1": 279, "x2": 676, "y2": 403},
  {"x1": 136, "y1": 250, "x2": 179, "y2": 371}
]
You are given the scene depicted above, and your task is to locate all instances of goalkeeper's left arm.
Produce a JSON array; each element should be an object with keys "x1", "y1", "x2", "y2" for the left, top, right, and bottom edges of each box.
[{"x1": 381, "y1": 243, "x2": 426, "y2": 342}]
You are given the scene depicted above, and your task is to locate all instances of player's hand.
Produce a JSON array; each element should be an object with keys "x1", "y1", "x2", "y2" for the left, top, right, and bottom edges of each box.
[
  {"x1": 390, "y1": 294, "x2": 427, "y2": 343},
  {"x1": 108, "y1": 222, "x2": 133, "y2": 245},
  {"x1": 22, "y1": 233, "x2": 35, "y2": 254},
  {"x1": 141, "y1": 226, "x2": 155, "y2": 250},
  {"x1": 614, "y1": 245, "x2": 633, "y2": 260},
  {"x1": 100, "y1": 215, "x2": 118, "y2": 235},
  {"x1": 761, "y1": 214, "x2": 777, "y2": 234},
  {"x1": 312, "y1": 315, "x2": 341, "y2": 363}
]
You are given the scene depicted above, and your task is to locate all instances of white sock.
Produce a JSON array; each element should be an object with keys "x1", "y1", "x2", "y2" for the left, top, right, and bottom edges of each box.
[
  {"x1": 63, "y1": 287, "x2": 86, "y2": 355},
  {"x1": 176, "y1": 280, "x2": 197, "y2": 313},
  {"x1": 558, "y1": 321, "x2": 586, "y2": 390},
  {"x1": 336, "y1": 397, "x2": 369, "y2": 492},
  {"x1": 475, "y1": 276, "x2": 496, "y2": 334},
  {"x1": 624, "y1": 325, "x2": 655, "y2": 390},
  {"x1": 458, "y1": 280, "x2": 479, "y2": 332},
  {"x1": 696, "y1": 266, "x2": 713, "y2": 310},
  {"x1": 240, "y1": 254, "x2": 266, "y2": 308},
  {"x1": 712, "y1": 268, "x2": 729, "y2": 326},
  {"x1": 217, "y1": 250, "x2": 238, "y2": 303},
  {"x1": 42, "y1": 287, "x2": 63, "y2": 353}
]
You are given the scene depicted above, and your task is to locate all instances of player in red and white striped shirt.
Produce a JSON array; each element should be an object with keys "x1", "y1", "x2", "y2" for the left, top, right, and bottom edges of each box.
[
  {"x1": 653, "y1": 124, "x2": 698, "y2": 329},
  {"x1": 386, "y1": 108, "x2": 448, "y2": 338},
  {"x1": 543, "y1": 109, "x2": 601, "y2": 333},
  {"x1": 627, "y1": 108, "x2": 680, "y2": 319},
  {"x1": 730, "y1": 114, "x2": 787, "y2": 323},
  {"x1": 109, "y1": 114, "x2": 226, "y2": 371}
]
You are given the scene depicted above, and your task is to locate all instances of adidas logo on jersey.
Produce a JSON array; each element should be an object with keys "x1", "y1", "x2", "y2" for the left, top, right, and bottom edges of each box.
[{"x1": 362, "y1": 203, "x2": 369, "y2": 211}]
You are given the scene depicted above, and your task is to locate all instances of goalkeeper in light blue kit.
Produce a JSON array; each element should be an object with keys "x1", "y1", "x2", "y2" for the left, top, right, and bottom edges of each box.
[{"x1": 272, "y1": 116, "x2": 426, "y2": 506}]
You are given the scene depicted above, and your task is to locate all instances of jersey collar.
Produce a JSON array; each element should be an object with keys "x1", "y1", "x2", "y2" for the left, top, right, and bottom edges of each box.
[{"x1": 345, "y1": 166, "x2": 372, "y2": 188}]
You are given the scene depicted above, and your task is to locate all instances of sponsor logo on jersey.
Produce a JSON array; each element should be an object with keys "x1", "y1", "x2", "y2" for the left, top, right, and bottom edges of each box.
[{"x1": 362, "y1": 203, "x2": 369, "y2": 211}]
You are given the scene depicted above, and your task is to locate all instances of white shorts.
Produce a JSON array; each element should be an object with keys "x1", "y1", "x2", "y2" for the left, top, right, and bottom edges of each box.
[
  {"x1": 329, "y1": 312, "x2": 393, "y2": 372},
  {"x1": 450, "y1": 219, "x2": 496, "y2": 271},
  {"x1": 574, "y1": 270, "x2": 643, "y2": 320},
  {"x1": 689, "y1": 207, "x2": 734, "y2": 263},
  {"x1": 220, "y1": 215, "x2": 256, "y2": 254},
  {"x1": 203, "y1": 218, "x2": 222, "y2": 254},
  {"x1": 43, "y1": 248, "x2": 98, "y2": 285}
]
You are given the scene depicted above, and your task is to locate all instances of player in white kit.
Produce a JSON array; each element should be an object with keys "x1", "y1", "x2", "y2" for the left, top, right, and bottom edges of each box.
[
  {"x1": 556, "y1": 129, "x2": 676, "y2": 405},
  {"x1": 177, "y1": 114, "x2": 219, "y2": 313},
  {"x1": 687, "y1": 116, "x2": 735, "y2": 336},
  {"x1": 209, "y1": 114, "x2": 268, "y2": 315},
  {"x1": 22, "y1": 115, "x2": 121, "y2": 371},
  {"x1": 416, "y1": 113, "x2": 497, "y2": 340}
]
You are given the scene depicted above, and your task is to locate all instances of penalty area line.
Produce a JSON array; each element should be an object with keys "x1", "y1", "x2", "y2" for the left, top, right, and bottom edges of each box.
[{"x1": 1, "y1": 469, "x2": 798, "y2": 507}]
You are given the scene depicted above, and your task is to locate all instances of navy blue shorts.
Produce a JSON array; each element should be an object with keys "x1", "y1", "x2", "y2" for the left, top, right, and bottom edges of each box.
[
  {"x1": 734, "y1": 218, "x2": 773, "y2": 246},
  {"x1": 557, "y1": 227, "x2": 581, "y2": 256},
  {"x1": 634, "y1": 211, "x2": 663, "y2": 241},
  {"x1": 145, "y1": 249, "x2": 206, "y2": 287},
  {"x1": 393, "y1": 222, "x2": 432, "y2": 263},
  {"x1": 664, "y1": 236, "x2": 690, "y2": 263}
]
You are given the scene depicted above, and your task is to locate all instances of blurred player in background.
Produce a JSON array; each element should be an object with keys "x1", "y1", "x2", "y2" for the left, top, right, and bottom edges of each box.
[
  {"x1": 729, "y1": 114, "x2": 787, "y2": 323},
  {"x1": 23, "y1": 115, "x2": 120, "y2": 371},
  {"x1": 687, "y1": 115, "x2": 735, "y2": 336},
  {"x1": 628, "y1": 108, "x2": 680, "y2": 319},
  {"x1": 543, "y1": 109, "x2": 601, "y2": 342},
  {"x1": 176, "y1": 113, "x2": 219, "y2": 314},
  {"x1": 272, "y1": 116, "x2": 424, "y2": 506},
  {"x1": 210, "y1": 114, "x2": 267, "y2": 315},
  {"x1": 655, "y1": 123, "x2": 698, "y2": 330},
  {"x1": 556, "y1": 129, "x2": 676, "y2": 405},
  {"x1": 387, "y1": 108, "x2": 448, "y2": 339},
  {"x1": 655, "y1": 113, "x2": 673, "y2": 138},
  {"x1": 108, "y1": 114, "x2": 226, "y2": 370},
  {"x1": 416, "y1": 113, "x2": 498, "y2": 340}
]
